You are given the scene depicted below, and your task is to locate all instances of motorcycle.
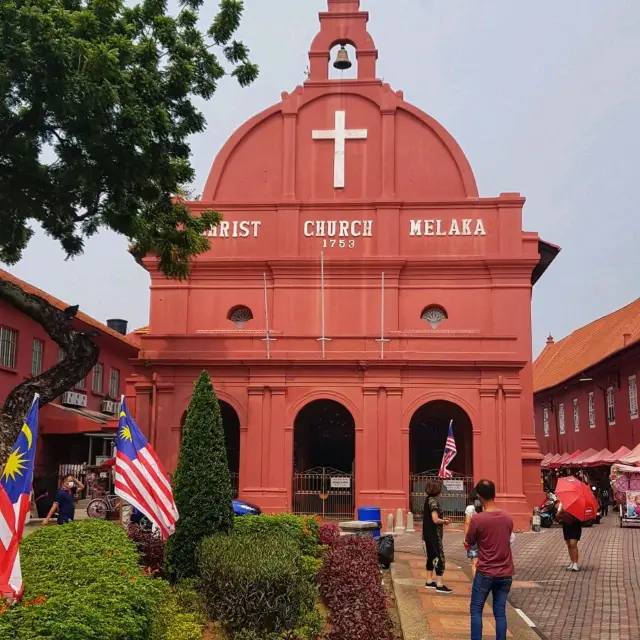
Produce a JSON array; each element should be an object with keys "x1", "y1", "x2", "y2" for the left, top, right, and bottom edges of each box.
[{"x1": 538, "y1": 492, "x2": 557, "y2": 528}]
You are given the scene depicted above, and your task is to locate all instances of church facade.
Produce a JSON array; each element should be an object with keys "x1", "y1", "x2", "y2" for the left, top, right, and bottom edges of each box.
[{"x1": 128, "y1": 0, "x2": 557, "y2": 528}]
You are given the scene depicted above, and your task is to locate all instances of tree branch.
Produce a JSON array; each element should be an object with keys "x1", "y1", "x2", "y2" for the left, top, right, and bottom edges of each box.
[{"x1": 0, "y1": 278, "x2": 100, "y2": 467}]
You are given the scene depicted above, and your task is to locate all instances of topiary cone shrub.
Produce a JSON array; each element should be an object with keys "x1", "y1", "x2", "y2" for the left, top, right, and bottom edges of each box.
[{"x1": 165, "y1": 371, "x2": 234, "y2": 581}]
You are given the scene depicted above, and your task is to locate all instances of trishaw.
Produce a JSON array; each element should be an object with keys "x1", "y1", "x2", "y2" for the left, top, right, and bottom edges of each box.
[{"x1": 610, "y1": 463, "x2": 640, "y2": 528}]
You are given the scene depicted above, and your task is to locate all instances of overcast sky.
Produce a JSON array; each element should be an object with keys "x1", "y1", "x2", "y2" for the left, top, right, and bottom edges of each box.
[{"x1": 5, "y1": 0, "x2": 640, "y2": 354}]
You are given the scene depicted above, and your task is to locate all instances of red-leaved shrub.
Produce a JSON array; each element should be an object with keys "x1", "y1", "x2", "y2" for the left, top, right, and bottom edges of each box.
[
  {"x1": 318, "y1": 535, "x2": 396, "y2": 640},
  {"x1": 127, "y1": 524, "x2": 165, "y2": 575},
  {"x1": 319, "y1": 522, "x2": 340, "y2": 548}
]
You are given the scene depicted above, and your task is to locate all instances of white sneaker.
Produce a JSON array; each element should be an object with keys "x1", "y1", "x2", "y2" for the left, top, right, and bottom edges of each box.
[
  {"x1": 572, "y1": 564, "x2": 580, "y2": 572},
  {"x1": 566, "y1": 563, "x2": 575, "y2": 571}
]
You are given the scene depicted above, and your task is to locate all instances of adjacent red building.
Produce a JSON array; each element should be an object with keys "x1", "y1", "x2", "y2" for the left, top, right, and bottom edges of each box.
[
  {"x1": 0, "y1": 268, "x2": 139, "y2": 489},
  {"x1": 127, "y1": 0, "x2": 557, "y2": 528},
  {"x1": 534, "y1": 297, "x2": 640, "y2": 455}
]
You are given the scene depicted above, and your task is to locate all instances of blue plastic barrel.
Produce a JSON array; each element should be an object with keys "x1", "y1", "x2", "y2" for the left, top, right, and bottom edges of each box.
[{"x1": 357, "y1": 506, "x2": 382, "y2": 537}]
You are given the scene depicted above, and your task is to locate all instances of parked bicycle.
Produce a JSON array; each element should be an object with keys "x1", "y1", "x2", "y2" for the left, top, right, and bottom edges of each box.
[{"x1": 86, "y1": 493, "x2": 130, "y2": 523}]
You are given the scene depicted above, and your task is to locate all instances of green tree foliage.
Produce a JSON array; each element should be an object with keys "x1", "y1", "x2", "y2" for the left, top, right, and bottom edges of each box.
[
  {"x1": 0, "y1": 0, "x2": 257, "y2": 466},
  {"x1": 0, "y1": 0, "x2": 258, "y2": 278},
  {"x1": 165, "y1": 371, "x2": 234, "y2": 581}
]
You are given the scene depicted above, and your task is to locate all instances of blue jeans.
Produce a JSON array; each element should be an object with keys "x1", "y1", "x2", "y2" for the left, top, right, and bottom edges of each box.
[{"x1": 470, "y1": 572, "x2": 512, "y2": 640}]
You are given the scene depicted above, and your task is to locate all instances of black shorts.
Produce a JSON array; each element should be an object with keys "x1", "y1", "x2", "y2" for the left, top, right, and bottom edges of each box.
[{"x1": 562, "y1": 521, "x2": 582, "y2": 541}]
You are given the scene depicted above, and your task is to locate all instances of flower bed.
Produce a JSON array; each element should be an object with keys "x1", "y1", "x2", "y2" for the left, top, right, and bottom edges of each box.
[
  {"x1": 0, "y1": 520, "x2": 203, "y2": 640},
  {"x1": 318, "y1": 525, "x2": 396, "y2": 640}
]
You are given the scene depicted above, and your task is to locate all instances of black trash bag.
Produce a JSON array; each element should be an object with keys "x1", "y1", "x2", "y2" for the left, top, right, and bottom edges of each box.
[{"x1": 377, "y1": 534, "x2": 395, "y2": 568}]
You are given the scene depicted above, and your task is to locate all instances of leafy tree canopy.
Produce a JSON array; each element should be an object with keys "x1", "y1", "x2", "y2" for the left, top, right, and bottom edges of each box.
[{"x1": 0, "y1": 0, "x2": 258, "y2": 278}]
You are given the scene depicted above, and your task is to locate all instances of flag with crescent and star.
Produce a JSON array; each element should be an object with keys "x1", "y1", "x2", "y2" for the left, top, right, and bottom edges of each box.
[
  {"x1": 114, "y1": 396, "x2": 178, "y2": 539},
  {"x1": 0, "y1": 394, "x2": 39, "y2": 598}
]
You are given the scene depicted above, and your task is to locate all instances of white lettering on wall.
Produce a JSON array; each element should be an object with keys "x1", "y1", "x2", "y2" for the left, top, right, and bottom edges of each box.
[
  {"x1": 205, "y1": 221, "x2": 262, "y2": 238},
  {"x1": 409, "y1": 219, "x2": 487, "y2": 237},
  {"x1": 303, "y1": 220, "x2": 373, "y2": 237}
]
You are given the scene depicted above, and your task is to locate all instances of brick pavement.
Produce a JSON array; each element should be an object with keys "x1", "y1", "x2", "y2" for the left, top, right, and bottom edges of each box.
[{"x1": 394, "y1": 515, "x2": 640, "y2": 640}]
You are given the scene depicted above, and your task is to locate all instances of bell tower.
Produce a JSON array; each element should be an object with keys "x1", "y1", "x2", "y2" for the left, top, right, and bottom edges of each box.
[{"x1": 307, "y1": 0, "x2": 379, "y2": 82}]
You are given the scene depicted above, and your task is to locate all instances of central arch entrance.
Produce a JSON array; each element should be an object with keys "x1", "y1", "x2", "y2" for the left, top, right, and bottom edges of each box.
[
  {"x1": 180, "y1": 399, "x2": 240, "y2": 498},
  {"x1": 409, "y1": 400, "x2": 474, "y2": 522},
  {"x1": 292, "y1": 399, "x2": 355, "y2": 518}
]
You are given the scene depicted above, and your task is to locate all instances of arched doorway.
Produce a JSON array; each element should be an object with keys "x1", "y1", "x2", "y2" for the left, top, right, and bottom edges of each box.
[
  {"x1": 409, "y1": 400, "x2": 473, "y2": 522},
  {"x1": 292, "y1": 399, "x2": 355, "y2": 518},
  {"x1": 180, "y1": 399, "x2": 241, "y2": 498}
]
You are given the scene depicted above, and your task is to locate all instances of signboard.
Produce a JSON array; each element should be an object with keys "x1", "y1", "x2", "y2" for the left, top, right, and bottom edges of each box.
[
  {"x1": 443, "y1": 480, "x2": 464, "y2": 492},
  {"x1": 625, "y1": 491, "x2": 640, "y2": 519},
  {"x1": 95, "y1": 456, "x2": 110, "y2": 466},
  {"x1": 330, "y1": 477, "x2": 351, "y2": 489}
]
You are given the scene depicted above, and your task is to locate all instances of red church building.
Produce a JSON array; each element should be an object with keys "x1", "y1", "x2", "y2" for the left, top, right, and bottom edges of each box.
[
  {"x1": 534, "y1": 297, "x2": 640, "y2": 456},
  {"x1": 128, "y1": 0, "x2": 558, "y2": 528},
  {"x1": 0, "y1": 268, "x2": 138, "y2": 488}
]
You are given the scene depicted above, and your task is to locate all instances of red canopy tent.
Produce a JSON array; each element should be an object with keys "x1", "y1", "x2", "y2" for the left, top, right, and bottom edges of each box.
[
  {"x1": 549, "y1": 452, "x2": 572, "y2": 469},
  {"x1": 603, "y1": 446, "x2": 631, "y2": 465},
  {"x1": 564, "y1": 448, "x2": 598, "y2": 467},
  {"x1": 540, "y1": 453, "x2": 555, "y2": 468},
  {"x1": 546, "y1": 453, "x2": 562, "y2": 468},
  {"x1": 618, "y1": 443, "x2": 640, "y2": 466},
  {"x1": 558, "y1": 450, "x2": 583, "y2": 468},
  {"x1": 582, "y1": 448, "x2": 613, "y2": 467}
]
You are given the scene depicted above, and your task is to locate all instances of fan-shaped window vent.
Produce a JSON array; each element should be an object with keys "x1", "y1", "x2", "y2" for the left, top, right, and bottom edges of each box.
[
  {"x1": 228, "y1": 306, "x2": 254, "y2": 329},
  {"x1": 421, "y1": 305, "x2": 448, "y2": 329}
]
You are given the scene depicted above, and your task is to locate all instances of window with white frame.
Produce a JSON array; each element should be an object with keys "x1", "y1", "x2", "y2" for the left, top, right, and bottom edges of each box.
[
  {"x1": 109, "y1": 368, "x2": 120, "y2": 398},
  {"x1": 588, "y1": 392, "x2": 596, "y2": 428},
  {"x1": 629, "y1": 375, "x2": 638, "y2": 420},
  {"x1": 543, "y1": 408, "x2": 550, "y2": 437},
  {"x1": 0, "y1": 326, "x2": 18, "y2": 369},
  {"x1": 31, "y1": 338, "x2": 44, "y2": 376},
  {"x1": 558, "y1": 403, "x2": 565, "y2": 435},
  {"x1": 92, "y1": 363, "x2": 104, "y2": 394},
  {"x1": 607, "y1": 386, "x2": 616, "y2": 425},
  {"x1": 573, "y1": 398, "x2": 579, "y2": 432}
]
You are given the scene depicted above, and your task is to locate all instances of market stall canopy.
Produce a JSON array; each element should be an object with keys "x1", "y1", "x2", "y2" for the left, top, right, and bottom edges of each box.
[
  {"x1": 545, "y1": 453, "x2": 563, "y2": 468},
  {"x1": 540, "y1": 453, "x2": 555, "y2": 468},
  {"x1": 582, "y1": 448, "x2": 613, "y2": 467},
  {"x1": 603, "y1": 446, "x2": 631, "y2": 465},
  {"x1": 558, "y1": 450, "x2": 583, "y2": 468},
  {"x1": 549, "y1": 452, "x2": 572, "y2": 469},
  {"x1": 618, "y1": 443, "x2": 640, "y2": 466},
  {"x1": 564, "y1": 448, "x2": 599, "y2": 467}
]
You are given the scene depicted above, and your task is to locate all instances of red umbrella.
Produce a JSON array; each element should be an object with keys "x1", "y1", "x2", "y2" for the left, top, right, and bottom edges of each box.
[{"x1": 555, "y1": 476, "x2": 598, "y2": 522}]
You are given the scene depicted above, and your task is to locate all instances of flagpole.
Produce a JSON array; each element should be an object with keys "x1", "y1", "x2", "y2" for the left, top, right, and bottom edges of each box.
[
  {"x1": 374, "y1": 272, "x2": 390, "y2": 359},
  {"x1": 316, "y1": 252, "x2": 331, "y2": 358},
  {"x1": 261, "y1": 272, "x2": 274, "y2": 360}
]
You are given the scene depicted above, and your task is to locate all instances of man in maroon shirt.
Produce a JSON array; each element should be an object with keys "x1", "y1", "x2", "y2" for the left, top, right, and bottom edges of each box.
[{"x1": 464, "y1": 479, "x2": 514, "y2": 640}]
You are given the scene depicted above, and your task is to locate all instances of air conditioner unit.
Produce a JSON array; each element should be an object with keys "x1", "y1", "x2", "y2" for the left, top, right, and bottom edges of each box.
[
  {"x1": 61, "y1": 391, "x2": 88, "y2": 408},
  {"x1": 101, "y1": 399, "x2": 120, "y2": 415}
]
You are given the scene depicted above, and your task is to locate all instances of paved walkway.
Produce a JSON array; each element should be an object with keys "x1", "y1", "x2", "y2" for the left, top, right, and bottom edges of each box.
[{"x1": 393, "y1": 515, "x2": 640, "y2": 640}]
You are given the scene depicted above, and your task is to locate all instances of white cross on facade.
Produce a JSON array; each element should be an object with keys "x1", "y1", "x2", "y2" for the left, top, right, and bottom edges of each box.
[{"x1": 312, "y1": 110, "x2": 367, "y2": 189}]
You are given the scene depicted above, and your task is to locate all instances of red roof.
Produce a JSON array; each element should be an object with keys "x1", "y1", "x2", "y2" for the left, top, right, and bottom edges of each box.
[
  {"x1": 549, "y1": 452, "x2": 572, "y2": 469},
  {"x1": 564, "y1": 448, "x2": 599, "y2": 467},
  {"x1": 0, "y1": 268, "x2": 138, "y2": 350},
  {"x1": 534, "y1": 297, "x2": 640, "y2": 393},
  {"x1": 540, "y1": 453, "x2": 555, "y2": 468}
]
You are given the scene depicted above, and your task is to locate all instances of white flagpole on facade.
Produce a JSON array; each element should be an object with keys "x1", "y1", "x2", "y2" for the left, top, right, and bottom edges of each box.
[
  {"x1": 261, "y1": 272, "x2": 277, "y2": 359},
  {"x1": 316, "y1": 252, "x2": 331, "y2": 358},
  {"x1": 375, "y1": 272, "x2": 390, "y2": 359}
]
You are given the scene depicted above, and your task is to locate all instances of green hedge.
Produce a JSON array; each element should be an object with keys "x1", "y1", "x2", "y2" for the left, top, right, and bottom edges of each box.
[
  {"x1": 233, "y1": 514, "x2": 322, "y2": 558},
  {"x1": 198, "y1": 532, "x2": 321, "y2": 640},
  {"x1": 0, "y1": 520, "x2": 203, "y2": 640}
]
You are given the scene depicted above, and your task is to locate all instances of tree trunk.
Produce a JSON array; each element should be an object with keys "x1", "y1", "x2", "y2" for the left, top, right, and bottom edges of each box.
[{"x1": 0, "y1": 278, "x2": 100, "y2": 468}]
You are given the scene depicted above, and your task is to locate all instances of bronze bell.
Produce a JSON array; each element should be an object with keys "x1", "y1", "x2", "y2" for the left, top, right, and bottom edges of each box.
[{"x1": 333, "y1": 46, "x2": 352, "y2": 71}]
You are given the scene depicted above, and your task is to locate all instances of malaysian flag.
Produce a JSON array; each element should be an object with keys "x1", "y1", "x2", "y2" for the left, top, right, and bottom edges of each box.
[
  {"x1": 438, "y1": 420, "x2": 457, "y2": 479},
  {"x1": 0, "y1": 395, "x2": 39, "y2": 598},
  {"x1": 114, "y1": 397, "x2": 178, "y2": 539}
]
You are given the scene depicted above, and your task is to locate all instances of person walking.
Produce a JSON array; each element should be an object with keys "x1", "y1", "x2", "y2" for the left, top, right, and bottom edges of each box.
[
  {"x1": 465, "y1": 479, "x2": 514, "y2": 640},
  {"x1": 600, "y1": 485, "x2": 610, "y2": 517},
  {"x1": 557, "y1": 502, "x2": 582, "y2": 571},
  {"x1": 464, "y1": 488, "x2": 482, "y2": 578},
  {"x1": 422, "y1": 478, "x2": 452, "y2": 594},
  {"x1": 42, "y1": 474, "x2": 84, "y2": 526}
]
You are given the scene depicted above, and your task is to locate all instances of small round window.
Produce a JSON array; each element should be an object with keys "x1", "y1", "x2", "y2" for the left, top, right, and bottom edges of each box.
[
  {"x1": 421, "y1": 305, "x2": 448, "y2": 329},
  {"x1": 227, "y1": 306, "x2": 254, "y2": 329}
]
